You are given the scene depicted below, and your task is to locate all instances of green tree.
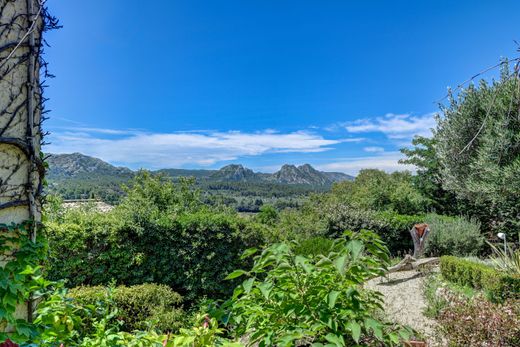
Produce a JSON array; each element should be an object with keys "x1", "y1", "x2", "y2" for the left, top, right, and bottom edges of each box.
[
  {"x1": 435, "y1": 65, "x2": 520, "y2": 236},
  {"x1": 330, "y1": 169, "x2": 430, "y2": 215},
  {"x1": 400, "y1": 136, "x2": 459, "y2": 215}
]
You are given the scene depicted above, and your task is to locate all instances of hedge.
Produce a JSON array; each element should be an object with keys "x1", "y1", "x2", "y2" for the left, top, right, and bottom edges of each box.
[{"x1": 440, "y1": 256, "x2": 520, "y2": 302}]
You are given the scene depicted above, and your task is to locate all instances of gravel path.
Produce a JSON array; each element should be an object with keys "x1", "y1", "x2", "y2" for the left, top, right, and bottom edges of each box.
[{"x1": 366, "y1": 270, "x2": 438, "y2": 342}]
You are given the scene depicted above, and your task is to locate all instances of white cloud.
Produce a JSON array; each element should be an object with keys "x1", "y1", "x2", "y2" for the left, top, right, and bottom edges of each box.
[
  {"x1": 316, "y1": 152, "x2": 414, "y2": 176},
  {"x1": 46, "y1": 128, "x2": 352, "y2": 169},
  {"x1": 363, "y1": 146, "x2": 384, "y2": 153},
  {"x1": 343, "y1": 113, "x2": 436, "y2": 139}
]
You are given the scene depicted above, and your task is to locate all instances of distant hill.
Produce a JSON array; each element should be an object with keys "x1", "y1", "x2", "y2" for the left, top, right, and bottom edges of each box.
[
  {"x1": 47, "y1": 153, "x2": 133, "y2": 179},
  {"x1": 47, "y1": 153, "x2": 353, "y2": 186},
  {"x1": 45, "y1": 153, "x2": 354, "y2": 204}
]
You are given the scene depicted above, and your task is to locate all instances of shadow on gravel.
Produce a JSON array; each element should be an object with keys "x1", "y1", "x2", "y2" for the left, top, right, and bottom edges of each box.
[{"x1": 379, "y1": 272, "x2": 423, "y2": 286}]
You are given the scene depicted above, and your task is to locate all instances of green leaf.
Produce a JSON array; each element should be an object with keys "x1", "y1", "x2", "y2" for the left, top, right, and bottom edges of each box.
[
  {"x1": 347, "y1": 321, "x2": 361, "y2": 343},
  {"x1": 225, "y1": 269, "x2": 247, "y2": 280},
  {"x1": 347, "y1": 240, "x2": 363, "y2": 260},
  {"x1": 327, "y1": 290, "x2": 340, "y2": 309},
  {"x1": 333, "y1": 255, "x2": 347, "y2": 275},
  {"x1": 324, "y1": 333, "x2": 345, "y2": 347},
  {"x1": 241, "y1": 248, "x2": 258, "y2": 259},
  {"x1": 389, "y1": 333, "x2": 399, "y2": 344},
  {"x1": 295, "y1": 255, "x2": 313, "y2": 274},
  {"x1": 242, "y1": 278, "x2": 255, "y2": 293},
  {"x1": 365, "y1": 318, "x2": 383, "y2": 340},
  {"x1": 258, "y1": 282, "x2": 273, "y2": 300}
]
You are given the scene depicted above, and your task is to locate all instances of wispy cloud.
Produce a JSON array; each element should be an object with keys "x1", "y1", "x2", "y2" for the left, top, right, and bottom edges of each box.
[
  {"x1": 363, "y1": 146, "x2": 384, "y2": 153},
  {"x1": 46, "y1": 128, "x2": 353, "y2": 169},
  {"x1": 342, "y1": 113, "x2": 436, "y2": 139},
  {"x1": 316, "y1": 152, "x2": 414, "y2": 175}
]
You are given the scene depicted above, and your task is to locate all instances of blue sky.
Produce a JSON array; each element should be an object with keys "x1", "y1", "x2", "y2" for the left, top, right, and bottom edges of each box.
[{"x1": 44, "y1": 0, "x2": 520, "y2": 174}]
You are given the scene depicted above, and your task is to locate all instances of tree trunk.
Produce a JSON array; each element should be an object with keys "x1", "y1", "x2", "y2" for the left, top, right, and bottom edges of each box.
[{"x1": 0, "y1": 0, "x2": 44, "y2": 325}]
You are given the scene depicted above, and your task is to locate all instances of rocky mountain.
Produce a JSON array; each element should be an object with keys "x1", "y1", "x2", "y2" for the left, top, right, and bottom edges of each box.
[
  {"x1": 47, "y1": 153, "x2": 133, "y2": 179},
  {"x1": 47, "y1": 153, "x2": 353, "y2": 186},
  {"x1": 271, "y1": 164, "x2": 349, "y2": 185},
  {"x1": 209, "y1": 164, "x2": 257, "y2": 182}
]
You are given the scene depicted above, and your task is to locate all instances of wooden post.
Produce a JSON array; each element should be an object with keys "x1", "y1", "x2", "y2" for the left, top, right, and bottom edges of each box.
[{"x1": 410, "y1": 223, "x2": 430, "y2": 258}]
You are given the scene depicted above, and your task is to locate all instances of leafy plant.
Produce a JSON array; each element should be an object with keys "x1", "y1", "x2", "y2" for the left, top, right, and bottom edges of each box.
[
  {"x1": 172, "y1": 314, "x2": 243, "y2": 347},
  {"x1": 226, "y1": 230, "x2": 412, "y2": 346},
  {"x1": 488, "y1": 241, "x2": 520, "y2": 275},
  {"x1": 0, "y1": 222, "x2": 49, "y2": 343},
  {"x1": 424, "y1": 213, "x2": 484, "y2": 257},
  {"x1": 68, "y1": 284, "x2": 185, "y2": 333},
  {"x1": 436, "y1": 292, "x2": 520, "y2": 347}
]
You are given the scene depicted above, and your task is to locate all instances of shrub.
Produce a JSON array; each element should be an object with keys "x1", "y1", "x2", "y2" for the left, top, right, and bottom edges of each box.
[
  {"x1": 33, "y1": 283, "x2": 240, "y2": 346},
  {"x1": 293, "y1": 236, "x2": 334, "y2": 257},
  {"x1": 276, "y1": 198, "x2": 427, "y2": 255},
  {"x1": 68, "y1": 284, "x2": 185, "y2": 333},
  {"x1": 227, "y1": 230, "x2": 412, "y2": 346},
  {"x1": 440, "y1": 256, "x2": 520, "y2": 302},
  {"x1": 424, "y1": 213, "x2": 484, "y2": 257},
  {"x1": 436, "y1": 293, "x2": 520, "y2": 347}
]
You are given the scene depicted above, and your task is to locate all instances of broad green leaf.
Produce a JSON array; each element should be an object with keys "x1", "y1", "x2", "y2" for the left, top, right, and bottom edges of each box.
[
  {"x1": 333, "y1": 255, "x2": 347, "y2": 275},
  {"x1": 347, "y1": 240, "x2": 363, "y2": 260},
  {"x1": 324, "y1": 333, "x2": 345, "y2": 347},
  {"x1": 347, "y1": 321, "x2": 361, "y2": 343},
  {"x1": 295, "y1": 255, "x2": 313, "y2": 273},
  {"x1": 225, "y1": 269, "x2": 246, "y2": 280},
  {"x1": 242, "y1": 278, "x2": 255, "y2": 293},
  {"x1": 365, "y1": 318, "x2": 383, "y2": 340},
  {"x1": 258, "y1": 282, "x2": 273, "y2": 300},
  {"x1": 327, "y1": 290, "x2": 340, "y2": 309}
]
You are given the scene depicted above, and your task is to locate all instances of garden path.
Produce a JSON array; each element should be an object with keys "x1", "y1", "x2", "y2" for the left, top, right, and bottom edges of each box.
[{"x1": 366, "y1": 269, "x2": 440, "y2": 344}]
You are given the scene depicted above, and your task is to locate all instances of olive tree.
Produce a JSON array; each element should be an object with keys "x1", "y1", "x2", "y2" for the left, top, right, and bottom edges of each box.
[{"x1": 436, "y1": 63, "x2": 520, "y2": 236}]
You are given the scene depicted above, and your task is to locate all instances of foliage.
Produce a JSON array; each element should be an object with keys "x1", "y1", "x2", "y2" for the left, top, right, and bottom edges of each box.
[
  {"x1": 435, "y1": 65, "x2": 520, "y2": 236},
  {"x1": 330, "y1": 169, "x2": 431, "y2": 215},
  {"x1": 226, "y1": 230, "x2": 412, "y2": 346},
  {"x1": 68, "y1": 284, "x2": 184, "y2": 333},
  {"x1": 255, "y1": 205, "x2": 279, "y2": 226},
  {"x1": 423, "y1": 213, "x2": 484, "y2": 257},
  {"x1": 45, "y1": 172, "x2": 265, "y2": 302},
  {"x1": 172, "y1": 314, "x2": 242, "y2": 347},
  {"x1": 440, "y1": 256, "x2": 520, "y2": 302},
  {"x1": 31, "y1": 284, "x2": 240, "y2": 346},
  {"x1": 488, "y1": 241, "x2": 520, "y2": 275},
  {"x1": 435, "y1": 292, "x2": 520, "y2": 347},
  {"x1": 293, "y1": 236, "x2": 334, "y2": 257},
  {"x1": 400, "y1": 136, "x2": 459, "y2": 215},
  {"x1": 273, "y1": 197, "x2": 426, "y2": 255},
  {"x1": 0, "y1": 222, "x2": 49, "y2": 343}
]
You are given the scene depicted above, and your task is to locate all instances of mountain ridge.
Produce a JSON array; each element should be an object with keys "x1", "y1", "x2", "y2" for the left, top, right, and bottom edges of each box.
[{"x1": 47, "y1": 153, "x2": 354, "y2": 186}]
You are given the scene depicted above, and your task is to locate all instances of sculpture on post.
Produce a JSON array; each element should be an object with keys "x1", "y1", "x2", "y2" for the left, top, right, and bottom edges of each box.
[
  {"x1": 387, "y1": 223, "x2": 435, "y2": 273},
  {"x1": 410, "y1": 223, "x2": 430, "y2": 258}
]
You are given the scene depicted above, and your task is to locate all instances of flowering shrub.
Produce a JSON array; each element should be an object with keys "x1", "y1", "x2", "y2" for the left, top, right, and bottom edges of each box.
[{"x1": 436, "y1": 292, "x2": 520, "y2": 347}]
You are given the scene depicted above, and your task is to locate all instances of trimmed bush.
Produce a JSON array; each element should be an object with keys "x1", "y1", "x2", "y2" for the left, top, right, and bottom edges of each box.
[
  {"x1": 440, "y1": 256, "x2": 520, "y2": 302},
  {"x1": 68, "y1": 283, "x2": 185, "y2": 332},
  {"x1": 293, "y1": 236, "x2": 334, "y2": 256},
  {"x1": 424, "y1": 213, "x2": 483, "y2": 257}
]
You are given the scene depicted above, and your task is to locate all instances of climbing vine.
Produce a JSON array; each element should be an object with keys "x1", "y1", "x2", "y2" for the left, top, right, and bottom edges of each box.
[{"x1": 0, "y1": 221, "x2": 47, "y2": 342}]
